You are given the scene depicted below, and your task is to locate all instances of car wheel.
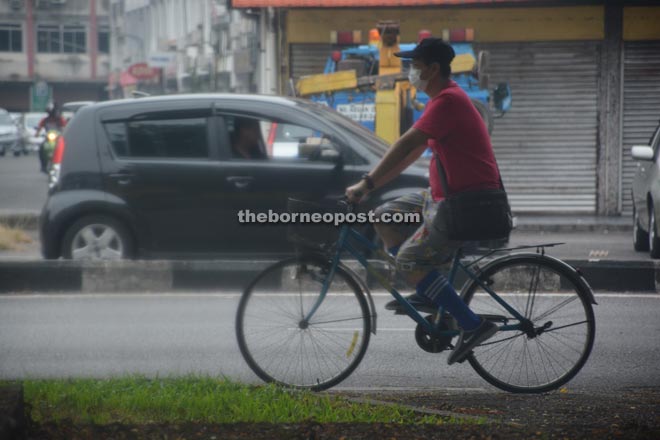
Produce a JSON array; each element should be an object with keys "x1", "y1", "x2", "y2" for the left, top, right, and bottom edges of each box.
[
  {"x1": 633, "y1": 205, "x2": 650, "y2": 252},
  {"x1": 62, "y1": 215, "x2": 134, "y2": 260},
  {"x1": 649, "y1": 206, "x2": 660, "y2": 259}
]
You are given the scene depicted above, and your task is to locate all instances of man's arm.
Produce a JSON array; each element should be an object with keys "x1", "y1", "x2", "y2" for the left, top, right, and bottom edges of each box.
[
  {"x1": 367, "y1": 127, "x2": 430, "y2": 188},
  {"x1": 377, "y1": 143, "x2": 428, "y2": 187},
  {"x1": 346, "y1": 127, "x2": 430, "y2": 202},
  {"x1": 35, "y1": 118, "x2": 46, "y2": 136}
]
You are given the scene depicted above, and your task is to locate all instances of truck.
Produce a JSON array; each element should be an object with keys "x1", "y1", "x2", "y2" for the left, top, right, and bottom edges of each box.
[{"x1": 295, "y1": 21, "x2": 512, "y2": 148}]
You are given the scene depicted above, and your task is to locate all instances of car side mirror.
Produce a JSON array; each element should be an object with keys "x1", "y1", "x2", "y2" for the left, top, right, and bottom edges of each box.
[
  {"x1": 631, "y1": 145, "x2": 654, "y2": 161},
  {"x1": 493, "y1": 83, "x2": 512, "y2": 113}
]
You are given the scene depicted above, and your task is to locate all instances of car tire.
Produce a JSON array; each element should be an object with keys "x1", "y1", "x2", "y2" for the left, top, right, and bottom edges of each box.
[
  {"x1": 633, "y1": 205, "x2": 650, "y2": 252},
  {"x1": 62, "y1": 215, "x2": 134, "y2": 260},
  {"x1": 649, "y1": 205, "x2": 660, "y2": 259}
]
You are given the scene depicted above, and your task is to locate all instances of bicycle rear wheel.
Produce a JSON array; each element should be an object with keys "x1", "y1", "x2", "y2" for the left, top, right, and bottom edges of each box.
[
  {"x1": 462, "y1": 254, "x2": 595, "y2": 393},
  {"x1": 236, "y1": 256, "x2": 371, "y2": 391}
]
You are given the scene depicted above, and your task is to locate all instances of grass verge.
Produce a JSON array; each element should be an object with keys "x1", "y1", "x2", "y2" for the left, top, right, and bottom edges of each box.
[
  {"x1": 19, "y1": 376, "x2": 472, "y2": 426},
  {"x1": 0, "y1": 223, "x2": 32, "y2": 251}
]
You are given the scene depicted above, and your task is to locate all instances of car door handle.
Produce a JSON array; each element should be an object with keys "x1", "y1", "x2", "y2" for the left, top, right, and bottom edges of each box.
[
  {"x1": 227, "y1": 176, "x2": 254, "y2": 190},
  {"x1": 109, "y1": 172, "x2": 135, "y2": 185}
]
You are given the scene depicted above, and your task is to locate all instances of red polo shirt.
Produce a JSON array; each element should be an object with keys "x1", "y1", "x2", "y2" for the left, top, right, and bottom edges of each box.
[{"x1": 413, "y1": 80, "x2": 500, "y2": 201}]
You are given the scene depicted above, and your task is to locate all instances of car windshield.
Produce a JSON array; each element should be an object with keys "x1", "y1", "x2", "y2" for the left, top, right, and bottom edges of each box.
[
  {"x1": 0, "y1": 113, "x2": 13, "y2": 125},
  {"x1": 294, "y1": 99, "x2": 389, "y2": 156}
]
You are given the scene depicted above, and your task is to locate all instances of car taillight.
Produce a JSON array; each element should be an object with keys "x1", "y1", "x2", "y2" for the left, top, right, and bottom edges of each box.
[{"x1": 49, "y1": 136, "x2": 65, "y2": 189}]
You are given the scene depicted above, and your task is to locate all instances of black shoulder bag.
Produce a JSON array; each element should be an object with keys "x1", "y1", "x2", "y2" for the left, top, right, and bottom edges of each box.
[{"x1": 433, "y1": 151, "x2": 513, "y2": 241}]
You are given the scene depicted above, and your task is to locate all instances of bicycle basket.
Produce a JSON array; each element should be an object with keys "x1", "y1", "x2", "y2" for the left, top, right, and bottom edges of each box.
[{"x1": 286, "y1": 198, "x2": 341, "y2": 250}]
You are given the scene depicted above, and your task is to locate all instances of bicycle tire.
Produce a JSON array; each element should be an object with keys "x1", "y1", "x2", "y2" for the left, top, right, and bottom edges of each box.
[
  {"x1": 461, "y1": 253, "x2": 595, "y2": 393},
  {"x1": 236, "y1": 255, "x2": 371, "y2": 391}
]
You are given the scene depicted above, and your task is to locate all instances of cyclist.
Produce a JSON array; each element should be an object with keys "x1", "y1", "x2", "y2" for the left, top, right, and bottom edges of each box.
[
  {"x1": 36, "y1": 102, "x2": 67, "y2": 172},
  {"x1": 346, "y1": 38, "x2": 499, "y2": 365}
]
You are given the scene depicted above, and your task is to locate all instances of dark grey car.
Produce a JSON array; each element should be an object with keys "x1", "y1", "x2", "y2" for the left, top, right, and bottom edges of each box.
[
  {"x1": 631, "y1": 120, "x2": 660, "y2": 258},
  {"x1": 40, "y1": 94, "x2": 428, "y2": 260}
]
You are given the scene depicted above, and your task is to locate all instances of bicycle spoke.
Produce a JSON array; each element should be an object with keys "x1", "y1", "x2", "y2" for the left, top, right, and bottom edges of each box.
[
  {"x1": 543, "y1": 320, "x2": 590, "y2": 333},
  {"x1": 533, "y1": 295, "x2": 579, "y2": 322},
  {"x1": 310, "y1": 316, "x2": 368, "y2": 326},
  {"x1": 237, "y1": 259, "x2": 370, "y2": 390},
  {"x1": 464, "y1": 256, "x2": 595, "y2": 392}
]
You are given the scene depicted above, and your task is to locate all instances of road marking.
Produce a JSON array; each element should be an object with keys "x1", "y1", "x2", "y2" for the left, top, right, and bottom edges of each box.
[{"x1": 589, "y1": 249, "x2": 609, "y2": 259}]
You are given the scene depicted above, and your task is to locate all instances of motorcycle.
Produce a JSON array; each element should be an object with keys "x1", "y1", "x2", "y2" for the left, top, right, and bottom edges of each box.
[{"x1": 40, "y1": 129, "x2": 61, "y2": 174}]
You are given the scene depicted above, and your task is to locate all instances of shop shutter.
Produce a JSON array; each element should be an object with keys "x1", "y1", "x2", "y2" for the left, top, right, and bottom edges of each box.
[
  {"x1": 290, "y1": 43, "x2": 333, "y2": 81},
  {"x1": 478, "y1": 42, "x2": 600, "y2": 213},
  {"x1": 621, "y1": 41, "x2": 660, "y2": 216}
]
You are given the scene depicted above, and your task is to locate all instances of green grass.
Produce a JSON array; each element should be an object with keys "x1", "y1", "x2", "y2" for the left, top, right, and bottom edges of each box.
[{"x1": 19, "y1": 376, "x2": 461, "y2": 425}]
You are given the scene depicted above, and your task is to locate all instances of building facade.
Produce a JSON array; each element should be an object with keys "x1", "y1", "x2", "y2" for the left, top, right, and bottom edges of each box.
[
  {"x1": 108, "y1": 0, "x2": 271, "y2": 97},
  {"x1": 0, "y1": 0, "x2": 110, "y2": 111},
  {"x1": 234, "y1": 0, "x2": 660, "y2": 217}
]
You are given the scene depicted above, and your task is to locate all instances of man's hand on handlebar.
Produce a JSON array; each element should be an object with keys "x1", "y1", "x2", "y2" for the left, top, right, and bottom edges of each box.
[{"x1": 345, "y1": 180, "x2": 369, "y2": 204}]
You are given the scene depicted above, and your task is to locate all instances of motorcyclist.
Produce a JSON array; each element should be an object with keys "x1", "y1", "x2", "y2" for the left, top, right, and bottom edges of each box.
[{"x1": 36, "y1": 102, "x2": 67, "y2": 172}]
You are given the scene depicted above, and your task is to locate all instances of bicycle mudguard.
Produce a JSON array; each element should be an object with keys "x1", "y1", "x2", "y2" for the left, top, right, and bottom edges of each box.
[
  {"x1": 297, "y1": 252, "x2": 379, "y2": 335},
  {"x1": 464, "y1": 252, "x2": 598, "y2": 305}
]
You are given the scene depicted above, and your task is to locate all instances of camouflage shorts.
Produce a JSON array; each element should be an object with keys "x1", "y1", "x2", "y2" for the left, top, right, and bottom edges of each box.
[{"x1": 374, "y1": 189, "x2": 462, "y2": 272}]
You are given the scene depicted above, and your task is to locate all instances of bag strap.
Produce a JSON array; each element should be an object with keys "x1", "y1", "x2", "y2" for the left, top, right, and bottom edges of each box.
[{"x1": 432, "y1": 149, "x2": 506, "y2": 196}]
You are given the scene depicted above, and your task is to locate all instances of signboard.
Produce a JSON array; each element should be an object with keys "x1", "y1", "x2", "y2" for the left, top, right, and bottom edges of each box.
[
  {"x1": 30, "y1": 81, "x2": 52, "y2": 112},
  {"x1": 127, "y1": 62, "x2": 159, "y2": 80},
  {"x1": 336, "y1": 103, "x2": 375, "y2": 122},
  {"x1": 148, "y1": 52, "x2": 175, "y2": 68}
]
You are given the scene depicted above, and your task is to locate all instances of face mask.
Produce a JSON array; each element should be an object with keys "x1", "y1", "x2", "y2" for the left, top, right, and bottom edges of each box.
[{"x1": 408, "y1": 67, "x2": 428, "y2": 91}]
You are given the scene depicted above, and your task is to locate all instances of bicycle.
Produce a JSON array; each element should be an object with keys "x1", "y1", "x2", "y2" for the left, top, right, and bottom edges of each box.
[{"x1": 236, "y1": 199, "x2": 597, "y2": 393}]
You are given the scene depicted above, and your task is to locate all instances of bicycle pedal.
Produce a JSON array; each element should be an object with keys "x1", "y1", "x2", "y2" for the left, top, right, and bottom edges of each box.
[{"x1": 392, "y1": 304, "x2": 437, "y2": 315}]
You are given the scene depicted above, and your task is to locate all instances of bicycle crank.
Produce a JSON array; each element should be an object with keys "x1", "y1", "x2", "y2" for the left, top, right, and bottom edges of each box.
[{"x1": 415, "y1": 315, "x2": 455, "y2": 353}]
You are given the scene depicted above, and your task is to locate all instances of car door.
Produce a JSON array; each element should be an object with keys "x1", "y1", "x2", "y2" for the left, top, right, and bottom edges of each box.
[
  {"x1": 633, "y1": 125, "x2": 660, "y2": 227},
  {"x1": 99, "y1": 103, "x2": 235, "y2": 256},
  {"x1": 214, "y1": 107, "x2": 368, "y2": 255}
]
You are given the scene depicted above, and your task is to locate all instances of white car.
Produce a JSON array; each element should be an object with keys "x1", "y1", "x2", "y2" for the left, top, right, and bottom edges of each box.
[
  {"x1": 0, "y1": 109, "x2": 21, "y2": 156},
  {"x1": 20, "y1": 112, "x2": 47, "y2": 153}
]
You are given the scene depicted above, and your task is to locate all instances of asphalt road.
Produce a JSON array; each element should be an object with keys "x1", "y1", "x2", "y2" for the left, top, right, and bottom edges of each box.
[
  {"x1": 1, "y1": 291, "x2": 658, "y2": 392},
  {"x1": 0, "y1": 153, "x2": 48, "y2": 213}
]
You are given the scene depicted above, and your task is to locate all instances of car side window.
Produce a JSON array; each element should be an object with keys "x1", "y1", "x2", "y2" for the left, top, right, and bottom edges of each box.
[
  {"x1": 225, "y1": 115, "x2": 269, "y2": 160},
  {"x1": 222, "y1": 115, "x2": 350, "y2": 164},
  {"x1": 104, "y1": 118, "x2": 209, "y2": 159}
]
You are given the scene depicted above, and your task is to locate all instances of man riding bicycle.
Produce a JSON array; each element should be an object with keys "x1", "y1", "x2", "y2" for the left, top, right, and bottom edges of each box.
[{"x1": 346, "y1": 38, "x2": 500, "y2": 365}]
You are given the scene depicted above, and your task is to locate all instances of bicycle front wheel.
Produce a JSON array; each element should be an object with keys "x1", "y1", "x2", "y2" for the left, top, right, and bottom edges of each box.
[
  {"x1": 462, "y1": 254, "x2": 595, "y2": 393},
  {"x1": 236, "y1": 256, "x2": 371, "y2": 391}
]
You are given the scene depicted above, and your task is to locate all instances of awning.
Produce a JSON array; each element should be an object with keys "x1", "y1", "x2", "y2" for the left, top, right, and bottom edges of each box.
[{"x1": 231, "y1": 0, "x2": 545, "y2": 7}]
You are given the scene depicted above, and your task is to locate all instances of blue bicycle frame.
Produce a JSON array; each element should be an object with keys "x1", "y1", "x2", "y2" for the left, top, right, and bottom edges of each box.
[{"x1": 302, "y1": 223, "x2": 528, "y2": 337}]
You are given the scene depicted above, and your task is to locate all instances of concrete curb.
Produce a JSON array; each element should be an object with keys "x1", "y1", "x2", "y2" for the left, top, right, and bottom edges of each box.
[{"x1": 0, "y1": 258, "x2": 657, "y2": 293}]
